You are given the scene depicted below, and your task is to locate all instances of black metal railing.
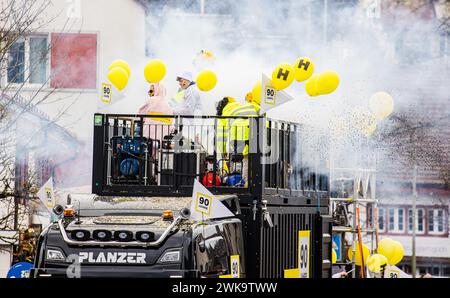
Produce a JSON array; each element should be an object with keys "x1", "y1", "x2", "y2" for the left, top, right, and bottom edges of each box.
[{"x1": 92, "y1": 114, "x2": 329, "y2": 197}]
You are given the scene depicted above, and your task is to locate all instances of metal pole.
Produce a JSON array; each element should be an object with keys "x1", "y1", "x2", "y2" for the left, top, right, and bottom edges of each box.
[
  {"x1": 323, "y1": 0, "x2": 328, "y2": 45},
  {"x1": 412, "y1": 164, "x2": 417, "y2": 278},
  {"x1": 351, "y1": 169, "x2": 357, "y2": 278},
  {"x1": 200, "y1": 0, "x2": 205, "y2": 15}
]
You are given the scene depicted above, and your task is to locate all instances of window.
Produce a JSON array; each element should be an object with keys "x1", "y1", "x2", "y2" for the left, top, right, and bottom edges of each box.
[
  {"x1": 388, "y1": 208, "x2": 405, "y2": 233},
  {"x1": 29, "y1": 36, "x2": 48, "y2": 84},
  {"x1": 6, "y1": 36, "x2": 48, "y2": 85},
  {"x1": 428, "y1": 208, "x2": 445, "y2": 234},
  {"x1": 398, "y1": 209, "x2": 404, "y2": 231},
  {"x1": 444, "y1": 267, "x2": 450, "y2": 278},
  {"x1": 50, "y1": 33, "x2": 97, "y2": 89},
  {"x1": 378, "y1": 208, "x2": 384, "y2": 231},
  {"x1": 428, "y1": 209, "x2": 434, "y2": 231},
  {"x1": 432, "y1": 267, "x2": 439, "y2": 276},
  {"x1": 409, "y1": 209, "x2": 412, "y2": 231},
  {"x1": 389, "y1": 208, "x2": 394, "y2": 230},
  {"x1": 7, "y1": 38, "x2": 25, "y2": 83},
  {"x1": 408, "y1": 208, "x2": 425, "y2": 234},
  {"x1": 395, "y1": 28, "x2": 434, "y2": 64},
  {"x1": 438, "y1": 210, "x2": 443, "y2": 232},
  {"x1": 418, "y1": 209, "x2": 424, "y2": 232}
]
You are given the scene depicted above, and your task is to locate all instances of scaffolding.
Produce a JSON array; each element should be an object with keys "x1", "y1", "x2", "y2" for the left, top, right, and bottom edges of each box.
[{"x1": 330, "y1": 166, "x2": 378, "y2": 278}]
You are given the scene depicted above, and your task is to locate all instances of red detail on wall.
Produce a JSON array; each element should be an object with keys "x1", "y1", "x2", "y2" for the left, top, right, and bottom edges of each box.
[{"x1": 50, "y1": 33, "x2": 97, "y2": 89}]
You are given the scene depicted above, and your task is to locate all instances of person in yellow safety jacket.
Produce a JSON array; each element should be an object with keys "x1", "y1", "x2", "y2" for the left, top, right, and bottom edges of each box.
[
  {"x1": 216, "y1": 97, "x2": 239, "y2": 155},
  {"x1": 228, "y1": 100, "x2": 258, "y2": 187},
  {"x1": 228, "y1": 101, "x2": 258, "y2": 156},
  {"x1": 245, "y1": 91, "x2": 261, "y2": 114}
]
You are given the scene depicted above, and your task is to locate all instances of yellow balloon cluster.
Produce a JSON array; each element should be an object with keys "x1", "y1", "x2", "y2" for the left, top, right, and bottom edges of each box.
[
  {"x1": 266, "y1": 57, "x2": 339, "y2": 98},
  {"x1": 144, "y1": 59, "x2": 166, "y2": 83},
  {"x1": 377, "y1": 238, "x2": 404, "y2": 265},
  {"x1": 196, "y1": 69, "x2": 217, "y2": 92},
  {"x1": 271, "y1": 63, "x2": 294, "y2": 91},
  {"x1": 109, "y1": 59, "x2": 131, "y2": 76},
  {"x1": 107, "y1": 59, "x2": 130, "y2": 91},
  {"x1": 369, "y1": 91, "x2": 394, "y2": 120},
  {"x1": 347, "y1": 242, "x2": 370, "y2": 266},
  {"x1": 367, "y1": 254, "x2": 388, "y2": 273},
  {"x1": 293, "y1": 57, "x2": 314, "y2": 82}
]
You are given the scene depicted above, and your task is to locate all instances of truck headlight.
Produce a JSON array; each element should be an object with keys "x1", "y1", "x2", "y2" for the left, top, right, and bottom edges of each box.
[
  {"x1": 157, "y1": 249, "x2": 181, "y2": 264},
  {"x1": 93, "y1": 230, "x2": 112, "y2": 241},
  {"x1": 71, "y1": 229, "x2": 90, "y2": 241},
  {"x1": 46, "y1": 249, "x2": 66, "y2": 262},
  {"x1": 114, "y1": 230, "x2": 133, "y2": 242}
]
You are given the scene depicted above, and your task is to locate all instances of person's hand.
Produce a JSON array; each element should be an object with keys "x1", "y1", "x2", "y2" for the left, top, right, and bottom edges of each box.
[{"x1": 339, "y1": 271, "x2": 348, "y2": 278}]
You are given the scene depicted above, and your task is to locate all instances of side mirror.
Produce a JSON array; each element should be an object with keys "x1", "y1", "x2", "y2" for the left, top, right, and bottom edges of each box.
[{"x1": 52, "y1": 204, "x2": 64, "y2": 216}]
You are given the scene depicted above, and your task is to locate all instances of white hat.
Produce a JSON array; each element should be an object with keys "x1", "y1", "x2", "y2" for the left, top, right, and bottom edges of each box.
[{"x1": 177, "y1": 71, "x2": 194, "y2": 82}]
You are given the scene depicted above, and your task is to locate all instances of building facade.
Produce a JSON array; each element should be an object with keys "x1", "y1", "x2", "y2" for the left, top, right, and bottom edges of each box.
[{"x1": 0, "y1": 0, "x2": 147, "y2": 277}]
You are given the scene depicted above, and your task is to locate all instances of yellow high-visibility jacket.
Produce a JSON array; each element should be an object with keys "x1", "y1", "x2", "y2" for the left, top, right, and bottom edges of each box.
[
  {"x1": 228, "y1": 103, "x2": 258, "y2": 155},
  {"x1": 217, "y1": 102, "x2": 240, "y2": 154},
  {"x1": 250, "y1": 102, "x2": 260, "y2": 114}
]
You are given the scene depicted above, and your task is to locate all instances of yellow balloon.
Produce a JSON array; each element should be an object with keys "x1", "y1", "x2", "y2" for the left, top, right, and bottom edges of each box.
[
  {"x1": 389, "y1": 241, "x2": 404, "y2": 265},
  {"x1": 347, "y1": 242, "x2": 370, "y2": 266},
  {"x1": 196, "y1": 69, "x2": 217, "y2": 92},
  {"x1": 367, "y1": 254, "x2": 388, "y2": 273},
  {"x1": 107, "y1": 66, "x2": 129, "y2": 91},
  {"x1": 305, "y1": 74, "x2": 319, "y2": 96},
  {"x1": 332, "y1": 249, "x2": 337, "y2": 264},
  {"x1": 271, "y1": 62, "x2": 294, "y2": 90},
  {"x1": 293, "y1": 57, "x2": 314, "y2": 82},
  {"x1": 144, "y1": 59, "x2": 166, "y2": 83},
  {"x1": 200, "y1": 49, "x2": 214, "y2": 60},
  {"x1": 369, "y1": 91, "x2": 394, "y2": 120},
  {"x1": 315, "y1": 71, "x2": 340, "y2": 95},
  {"x1": 109, "y1": 59, "x2": 131, "y2": 77},
  {"x1": 251, "y1": 81, "x2": 262, "y2": 105},
  {"x1": 377, "y1": 238, "x2": 396, "y2": 263}
]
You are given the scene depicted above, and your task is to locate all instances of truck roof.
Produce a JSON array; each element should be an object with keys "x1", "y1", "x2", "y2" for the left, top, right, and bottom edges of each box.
[{"x1": 67, "y1": 194, "x2": 192, "y2": 216}]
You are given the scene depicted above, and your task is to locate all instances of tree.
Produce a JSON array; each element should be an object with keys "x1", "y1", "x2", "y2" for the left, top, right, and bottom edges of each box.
[{"x1": 0, "y1": 0, "x2": 81, "y2": 253}]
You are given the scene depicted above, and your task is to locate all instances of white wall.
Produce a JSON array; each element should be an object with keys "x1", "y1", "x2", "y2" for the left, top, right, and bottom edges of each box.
[
  {"x1": 16, "y1": 0, "x2": 147, "y2": 142},
  {"x1": 389, "y1": 235, "x2": 450, "y2": 259}
]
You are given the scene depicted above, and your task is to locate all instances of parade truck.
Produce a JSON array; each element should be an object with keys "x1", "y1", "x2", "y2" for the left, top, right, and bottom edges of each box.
[{"x1": 31, "y1": 113, "x2": 332, "y2": 278}]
